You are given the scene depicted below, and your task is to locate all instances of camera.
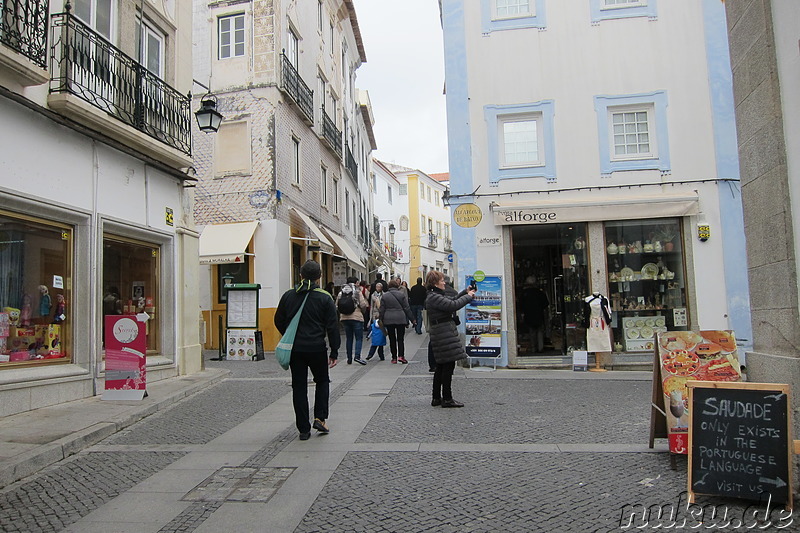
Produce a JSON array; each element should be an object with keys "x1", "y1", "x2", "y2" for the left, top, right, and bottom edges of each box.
[{"x1": 469, "y1": 278, "x2": 477, "y2": 291}]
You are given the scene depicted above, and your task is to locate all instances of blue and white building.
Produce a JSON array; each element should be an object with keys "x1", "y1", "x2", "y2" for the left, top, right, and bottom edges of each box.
[{"x1": 441, "y1": 0, "x2": 751, "y2": 367}]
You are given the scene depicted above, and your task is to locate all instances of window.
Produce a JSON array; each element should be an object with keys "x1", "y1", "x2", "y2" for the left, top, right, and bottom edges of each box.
[
  {"x1": 445, "y1": 223, "x2": 450, "y2": 239},
  {"x1": 73, "y1": 0, "x2": 115, "y2": 39},
  {"x1": 216, "y1": 257, "x2": 249, "y2": 305},
  {"x1": 317, "y1": 1, "x2": 323, "y2": 32},
  {"x1": 426, "y1": 186, "x2": 432, "y2": 202},
  {"x1": 399, "y1": 216, "x2": 409, "y2": 231},
  {"x1": 435, "y1": 191, "x2": 440, "y2": 206},
  {"x1": 140, "y1": 20, "x2": 165, "y2": 76},
  {"x1": 421, "y1": 215, "x2": 426, "y2": 232},
  {"x1": 371, "y1": 172, "x2": 376, "y2": 190},
  {"x1": 594, "y1": 91, "x2": 669, "y2": 174},
  {"x1": 590, "y1": 0, "x2": 655, "y2": 22},
  {"x1": 345, "y1": 190, "x2": 351, "y2": 228},
  {"x1": 428, "y1": 218, "x2": 433, "y2": 234},
  {"x1": 333, "y1": 177, "x2": 340, "y2": 215},
  {"x1": 321, "y1": 165, "x2": 328, "y2": 207},
  {"x1": 605, "y1": 0, "x2": 645, "y2": 5},
  {"x1": 495, "y1": 0, "x2": 532, "y2": 19},
  {"x1": 436, "y1": 221, "x2": 442, "y2": 237},
  {"x1": 287, "y1": 28, "x2": 298, "y2": 67},
  {"x1": 485, "y1": 101, "x2": 555, "y2": 182},
  {"x1": 420, "y1": 186, "x2": 425, "y2": 199},
  {"x1": 329, "y1": 22, "x2": 334, "y2": 54},
  {"x1": 399, "y1": 184, "x2": 407, "y2": 195},
  {"x1": 387, "y1": 185, "x2": 393, "y2": 205},
  {"x1": 219, "y1": 14, "x2": 245, "y2": 59},
  {"x1": 0, "y1": 211, "x2": 73, "y2": 366},
  {"x1": 292, "y1": 137, "x2": 301, "y2": 185}
]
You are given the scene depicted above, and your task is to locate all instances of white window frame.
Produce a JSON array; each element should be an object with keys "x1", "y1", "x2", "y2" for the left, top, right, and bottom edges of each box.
[
  {"x1": 399, "y1": 184, "x2": 408, "y2": 195},
  {"x1": 73, "y1": 0, "x2": 116, "y2": 40},
  {"x1": 345, "y1": 189, "x2": 351, "y2": 229},
  {"x1": 387, "y1": 185, "x2": 393, "y2": 205},
  {"x1": 333, "y1": 177, "x2": 340, "y2": 215},
  {"x1": 287, "y1": 27, "x2": 299, "y2": 67},
  {"x1": 292, "y1": 137, "x2": 301, "y2": 185},
  {"x1": 317, "y1": 0, "x2": 323, "y2": 33},
  {"x1": 436, "y1": 221, "x2": 442, "y2": 237},
  {"x1": 218, "y1": 13, "x2": 245, "y2": 60},
  {"x1": 602, "y1": 0, "x2": 647, "y2": 9},
  {"x1": 493, "y1": 0, "x2": 533, "y2": 20},
  {"x1": 435, "y1": 191, "x2": 440, "y2": 206},
  {"x1": 139, "y1": 19, "x2": 165, "y2": 77},
  {"x1": 499, "y1": 113, "x2": 544, "y2": 169},
  {"x1": 321, "y1": 165, "x2": 328, "y2": 207},
  {"x1": 607, "y1": 104, "x2": 657, "y2": 162}
]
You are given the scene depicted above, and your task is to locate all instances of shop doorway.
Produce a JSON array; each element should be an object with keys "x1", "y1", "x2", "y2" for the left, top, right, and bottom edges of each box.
[{"x1": 512, "y1": 223, "x2": 589, "y2": 358}]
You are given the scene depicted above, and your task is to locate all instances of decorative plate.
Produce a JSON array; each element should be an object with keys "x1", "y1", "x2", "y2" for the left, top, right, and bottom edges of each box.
[
  {"x1": 635, "y1": 319, "x2": 646, "y2": 327},
  {"x1": 627, "y1": 328, "x2": 640, "y2": 339},
  {"x1": 641, "y1": 263, "x2": 659, "y2": 279},
  {"x1": 645, "y1": 318, "x2": 655, "y2": 327},
  {"x1": 640, "y1": 326, "x2": 654, "y2": 339},
  {"x1": 655, "y1": 317, "x2": 666, "y2": 327},
  {"x1": 620, "y1": 267, "x2": 634, "y2": 279},
  {"x1": 624, "y1": 318, "x2": 637, "y2": 328}
]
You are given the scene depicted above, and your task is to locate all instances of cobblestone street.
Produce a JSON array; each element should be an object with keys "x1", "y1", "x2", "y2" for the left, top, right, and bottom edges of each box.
[{"x1": 0, "y1": 333, "x2": 767, "y2": 532}]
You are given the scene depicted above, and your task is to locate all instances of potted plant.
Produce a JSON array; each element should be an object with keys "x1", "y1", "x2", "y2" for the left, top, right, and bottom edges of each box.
[{"x1": 654, "y1": 225, "x2": 679, "y2": 252}]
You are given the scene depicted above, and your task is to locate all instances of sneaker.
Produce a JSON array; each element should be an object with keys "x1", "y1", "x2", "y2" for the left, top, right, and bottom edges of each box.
[
  {"x1": 398, "y1": 356, "x2": 408, "y2": 364},
  {"x1": 391, "y1": 358, "x2": 397, "y2": 364},
  {"x1": 441, "y1": 399, "x2": 464, "y2": 408},
  {"x1": 354, "y1": 357, "x2": 367, "y2": 365},
  {"x1": 429, "y1": 368, "x2": 436, "y2": 373},
  {"x1": 365, "y1": 352, "x2": 374, "y2": 361},
  {"x1": 431, "y1": 398, "x2": 442, "y2": 407},
  {"x1": 299, "y1": 432, "x2": 311, "y2": 440},
  {"x1": 312, "y1": 418, "x2": 330, "y2": 433}
]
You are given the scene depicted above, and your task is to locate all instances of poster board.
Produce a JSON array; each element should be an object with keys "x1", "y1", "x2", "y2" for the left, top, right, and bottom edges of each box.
[
  {"x1": 226, "y1": 329, "x2": 256, "y2": 360},
  {"x1": 226, "y1": 285, "x2": 260, "y2": 328},
  {"x1": 464, "y1": 275, "x2": 502, "y2": 358},
  {"x1": 103, "y1": 315, "x2": 147, "y2": 400},
  {"x1": 656, "y1": 330, "x2": 742, "y2": 454},
  {"x1": 688, "y1": 381, "x2": 792, "y2": 509}
]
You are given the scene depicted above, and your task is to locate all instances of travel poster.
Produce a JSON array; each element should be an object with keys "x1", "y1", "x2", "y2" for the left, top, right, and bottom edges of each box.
[
  {"x1": 103, "y1": 315, "x2": 147, "y2": 400},
  {"x1": 656, "y1": 330, "x2": 742, "y2": 454},
  {"x1": 464, "y1": 275, "x2": 502, "y2": 358}
]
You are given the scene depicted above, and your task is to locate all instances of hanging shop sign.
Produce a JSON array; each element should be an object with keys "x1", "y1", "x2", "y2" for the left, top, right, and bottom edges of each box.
[
  {"x1": 454, "y1": 203, "x2": 482, "y2": 228},
  {"x1": 103, "y1": 315, "x2": 147, "y2": 401},
  {"x1": 464, "y1": 275, "x2": 502, "y2": 358}
]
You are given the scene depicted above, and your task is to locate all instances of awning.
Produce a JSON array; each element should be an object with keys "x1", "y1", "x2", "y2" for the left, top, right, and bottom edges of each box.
[
  {"x1": 492, "y1": 193, "x2": 700, "y2": 225},
  {"x1": 321, "y1": 227, "x2": 366, "y2": 268},
  {"x1": 199, "y1": 221, "x2": 259, "y2": 264},
  {"x1": 289, "y1": 207, "x2": 334, "y2": 253}
]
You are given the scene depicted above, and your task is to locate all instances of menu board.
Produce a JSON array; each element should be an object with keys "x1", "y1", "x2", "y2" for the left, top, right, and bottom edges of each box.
[
  {"x1": 226, "y1": 329, "x2": 256, "y2": 360},
  {"x1": 657, "y1": 330, "x2": 742, "y2": 454},
  {"x1": 688, "y1": 381, "x2": 792, "y2": 507},
  {"x1": 227, "y1": 289, "x2": 258, "y2": 328}
]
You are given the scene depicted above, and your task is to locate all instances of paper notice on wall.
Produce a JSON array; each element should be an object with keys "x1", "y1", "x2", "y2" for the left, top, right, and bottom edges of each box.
[{"x1": 53, "y1": 275, "x2": 63, "y2": 289}]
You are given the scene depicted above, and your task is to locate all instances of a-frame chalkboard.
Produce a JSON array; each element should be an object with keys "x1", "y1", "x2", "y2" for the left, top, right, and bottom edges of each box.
[{"x1": 687, "y1": 381, "x2": 793, "y2": 509}]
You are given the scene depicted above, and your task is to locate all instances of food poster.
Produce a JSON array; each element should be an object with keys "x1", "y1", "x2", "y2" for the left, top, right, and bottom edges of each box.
[
  {"x1": 227, "y1": 329, "x2": 257, "y2": 360},
  {"x1": 103, "y1": 315, "x2": 147, "y2": 400},
  {"x1": 464, "y1": 276, "x2": 502, "y2": 357},
  {"x1": 657, "y1": 330, "x2": 742, "y2": 454}
]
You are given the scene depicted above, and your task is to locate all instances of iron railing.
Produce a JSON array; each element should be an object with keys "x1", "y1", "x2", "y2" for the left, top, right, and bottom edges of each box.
[
  {"x1": 345, "y1": 143, "x2": 357, "y2": 181},
  {"x1": 1, "y1": 0, "x2": 48, "y2": 68},
  {"x1": 321, "y1": 107, "x2": 342, "y2": 157},
  {"x1": 428, "y1": 233, "x2": 438, "y2": 249},
  {"x1": 49, "y1": 12, "x2": 191, "y2": 156},
  {"x1": 280, "y1": 52, "x2": 313, "y2": 123}
]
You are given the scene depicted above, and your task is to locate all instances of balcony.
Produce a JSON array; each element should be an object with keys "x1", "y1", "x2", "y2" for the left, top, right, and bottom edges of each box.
[
  {"x1": 345, "y1": 143, "x2": 357, "y2": 181},
  {"x1": 321, "y1": 107, "x2": 342, "y2": 157},
  {"x1": 0, "y1": 0, "x2": 49, "y2": 85},
  {"x1": 428, "y1": 233, "x2": 438, "y2": 249},
  {"x1": 280, "y1": 52, "x2": 313, "y2": 125},
  {"x1": 48, "y1": 12, "x2": 191, "y2": 165},
  {"x1": 444, "y1": 237, "x2": 453, "y2": 252}
]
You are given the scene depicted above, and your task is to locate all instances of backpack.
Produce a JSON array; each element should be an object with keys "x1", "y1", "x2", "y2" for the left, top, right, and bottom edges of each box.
[{"x1": 337, "y1": 284, "x2": 357, "y2": 315}]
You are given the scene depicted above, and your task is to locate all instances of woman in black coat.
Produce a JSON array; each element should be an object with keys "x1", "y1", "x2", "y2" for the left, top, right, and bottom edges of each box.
[{"x1": 425, "y1": 270, "x2": 476, "y2": 407}]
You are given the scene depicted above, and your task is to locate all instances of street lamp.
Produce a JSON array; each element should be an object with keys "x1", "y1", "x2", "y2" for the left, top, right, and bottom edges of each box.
[
  {"x1": 195, "y1": 95, "x2": 224, "y2": 133},
  {"x1": 389, "y1": 223, "x2": 396, "y2": 236}
]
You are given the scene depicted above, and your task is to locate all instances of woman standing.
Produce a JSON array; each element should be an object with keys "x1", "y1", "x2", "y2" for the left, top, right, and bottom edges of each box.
[
  {"x1": 426, "y1": 270, "x2": 476, "y2": 407},
  {"x1": 379, "y1": 279, "x2": 416, "y2": 364}
]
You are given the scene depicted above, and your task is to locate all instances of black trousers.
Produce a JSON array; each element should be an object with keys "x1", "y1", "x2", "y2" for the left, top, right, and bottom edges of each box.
[
  {"x1": 385, "y1": 324, "x2": 406, "y2": 359},
  {"x1": 432, "y1": 361, "x2": 456, "y2": 401},
  {"x1": 290, "y1": 350, "x2": 329, "y2": 433}
]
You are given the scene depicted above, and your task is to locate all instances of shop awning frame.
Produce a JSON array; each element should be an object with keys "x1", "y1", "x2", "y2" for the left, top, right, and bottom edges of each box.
[
  {"x1": 289, "y1": 207, "x2": 334, "y2": 253},
  {"x1": 198, "y1": 221, "x2": 259, "y2": 264},
  {"x1": 321, "y1": 227, "x2": 366, "y2": 269}
]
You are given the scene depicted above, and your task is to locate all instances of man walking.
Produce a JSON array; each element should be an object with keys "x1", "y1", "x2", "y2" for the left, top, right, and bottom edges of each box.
[
  {"x1": 409, "y1": 277, "x2": 426, "y2": 335},
  {"x1": 274, "y1": 260, "x2": 340, "y2": 440},
  {"x1": 336, "y1": 276, "x2": 367, "y2": 364}
]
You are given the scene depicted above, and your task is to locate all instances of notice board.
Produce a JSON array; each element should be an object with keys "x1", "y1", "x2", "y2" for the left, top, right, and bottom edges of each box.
[
  {"x1": 103, "y1": 315, "x2": 147, "y2": 400},
  {"x1": 687, "y1": 381, "x2": 792, "y2": 508}
]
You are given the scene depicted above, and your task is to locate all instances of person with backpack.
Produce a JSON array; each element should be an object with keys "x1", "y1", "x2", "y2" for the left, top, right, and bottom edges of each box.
[
  {"x1": 379, "y1": 278, "x2": 416, "y2": 364},
  {"x1": 336, "y1": 276, "x2": 368, "y2": 365}
]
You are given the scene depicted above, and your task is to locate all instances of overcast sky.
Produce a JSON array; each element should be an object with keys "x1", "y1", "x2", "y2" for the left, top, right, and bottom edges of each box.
[{"x1": 355, "y1": 1, "x2": 449, "y2": 175}]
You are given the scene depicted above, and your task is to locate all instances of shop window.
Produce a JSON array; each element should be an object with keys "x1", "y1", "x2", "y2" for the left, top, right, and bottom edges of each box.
[
  {"x1": 216, "y1": 257, "x2": 249, "y2": 304},
  {"x1": 102, "y1": 237, "x2": 160, "y2": 354},
  {"x1": 0, "y1": 211, "x2": 72, "y2": 366},
  {"x1": 605, "y1": 218, "x2": 686, "y2": 353}
]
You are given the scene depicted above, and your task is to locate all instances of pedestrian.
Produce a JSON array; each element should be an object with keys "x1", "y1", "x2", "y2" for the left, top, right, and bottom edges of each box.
[
  {"x1": 369, "y1": 273, "x2": 384, "y2": 301},
  {"x1": 426, "y1": 282, "x2": 458, "y2": 372},
  {"x1": 336, "y1": 276, "x2": 367, "y2": 365},
  {"x1": 409, "y1": 277, "x2": 426, "y2": 335},
  {"x1": 274, "y1": 260, "x2": 340, "y2": 440},
  {"x1": 365, "y1": 281, "x2": 386, "y2": 361},
  {"x1": 426, "y1": 270, "x2": 476, "y2": 407},
  {"x1": 359, "y1": 280, "x2": 371, "y2": 333},
  {"x1": 324, "y1": 281, "x2": 335, "y2": 296},
  {"x1": 400, "y1": 280, "x2": 411, "y2": 300},
  {"x1": 379, "y1": 278, "x2": 416, "y2": 364},
  {"x1": 521, "y1": 276, "x2": 549, "y2": 353}
]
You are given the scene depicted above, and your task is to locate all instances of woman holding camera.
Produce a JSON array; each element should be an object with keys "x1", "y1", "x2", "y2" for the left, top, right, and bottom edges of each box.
[{"x1": 425, "y1": 271, "x2": 476, "y2": 407}]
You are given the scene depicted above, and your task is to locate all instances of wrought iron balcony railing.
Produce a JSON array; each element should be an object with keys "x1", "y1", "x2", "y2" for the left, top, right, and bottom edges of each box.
[
  {"x1": 321, "y1": 107, "x2": 342, "y2": 157},
  {"x1": 49, "y1": 12, "x2": 191, "y2": 156},
  {"x1": 428, "y1": 233, "x2": 438, "y2": 249},
  {"x1": 280, "y1": 52, "x2": 313, "y2": 124},
  {"x1": 1, "y1": 0, "x2": 48, "y2": 68},
  {"x1": 345, "y1": 143, "x2": 358, "y2": 181}
]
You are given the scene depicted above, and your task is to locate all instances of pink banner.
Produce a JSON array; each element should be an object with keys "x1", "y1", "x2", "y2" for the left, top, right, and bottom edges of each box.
[{"x1": 104, "y1": 316, "x2": 146, "y2": 398}]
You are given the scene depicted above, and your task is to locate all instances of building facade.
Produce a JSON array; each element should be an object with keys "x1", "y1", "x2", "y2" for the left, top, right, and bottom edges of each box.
[
  {"x1": 192, "y1": 0, "x2": 375, "y2": 351},
  {"x1": 724, "y1": 1, "x2": 800, "y2": 430},
  {"x1": 0, "y1": 0, "x2": 201, "y2": 416},
  {"x1": 370, "y1": 159, "x2": 406, "y2": 281},
  {"x1": 441, "y1": 0, "x2": 751, "y2": 368}
]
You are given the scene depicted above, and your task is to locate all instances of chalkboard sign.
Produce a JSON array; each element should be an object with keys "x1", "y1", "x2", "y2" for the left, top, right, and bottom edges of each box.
[{"x1": 688, "y1": 381, "x2": 793, "y2": 508}]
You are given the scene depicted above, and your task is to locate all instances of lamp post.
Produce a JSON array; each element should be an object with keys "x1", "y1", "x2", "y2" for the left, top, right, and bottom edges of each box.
[{"x1": 193, "y1": 80, "x2": 224, "y2": 133}]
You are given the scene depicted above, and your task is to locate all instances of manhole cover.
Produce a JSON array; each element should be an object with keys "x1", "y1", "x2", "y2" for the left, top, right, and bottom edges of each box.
[{"x1": 184, "y1": 467, "x2": 295, "y2": 502}]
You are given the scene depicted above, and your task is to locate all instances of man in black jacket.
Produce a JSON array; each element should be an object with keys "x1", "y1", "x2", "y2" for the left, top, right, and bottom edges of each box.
[
  {"x1": 409, "y1": 277, "x2": 427, "y2": 335},
  {"x1": 274, "y1": 260, "x2": 340, "y2": 440}
]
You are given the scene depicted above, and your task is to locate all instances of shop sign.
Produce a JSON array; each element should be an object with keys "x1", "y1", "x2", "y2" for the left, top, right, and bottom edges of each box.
[
  {"x1": 477, "y1": 235, "x2": 502, "y2": 246},
  {"x1": 454, "y1": 204, "x2": 482, "y2": 228},
  {"x1": 103, "y1": 315, "x2": 147, "y2": 401},
  {"x1": 464, "y1": 275, "x2": 501, "y2": 358}
]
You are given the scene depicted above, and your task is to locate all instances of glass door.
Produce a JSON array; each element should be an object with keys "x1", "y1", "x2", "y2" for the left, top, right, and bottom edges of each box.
[{"x1": 512, "y1": 223, "x2": 589, "y2": 357}]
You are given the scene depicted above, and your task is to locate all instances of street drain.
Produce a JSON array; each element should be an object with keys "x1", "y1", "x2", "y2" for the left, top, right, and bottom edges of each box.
[{"x1": 183, "y1": 466, "x2": 295, "y2": 502}]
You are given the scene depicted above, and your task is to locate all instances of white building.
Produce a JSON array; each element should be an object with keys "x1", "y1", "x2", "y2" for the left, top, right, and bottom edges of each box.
[
  {"x1": 0, "y1": 0, "x2": 201, "y2": 415},
  {"x1": 370, "y1": 159, "x2": 407, "y2": 281},
  {"x1": 441, "y1": 0, "x2": 751, "y2": 367},
  {"x1": 192, "y1": 0, "x2": 376, "y2": 351}
]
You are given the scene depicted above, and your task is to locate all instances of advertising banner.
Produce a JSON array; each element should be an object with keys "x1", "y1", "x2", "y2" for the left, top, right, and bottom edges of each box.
[
  {"x1": 103, "y1": 315, "x2": 147, "y2": 400},
  {"x1": 656, "y1": 330, "x2": 742, "y2": 454},
  {"x1": 464, "y1": 275, "x2": 502, "y2": 358}
]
